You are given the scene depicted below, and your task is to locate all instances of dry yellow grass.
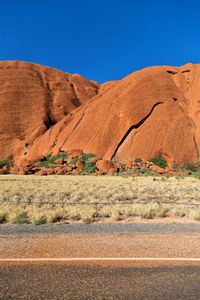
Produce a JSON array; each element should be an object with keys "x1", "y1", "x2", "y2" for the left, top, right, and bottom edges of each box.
[{"x1": 0, "y1": 175, "x2": 200, "y2": 224}]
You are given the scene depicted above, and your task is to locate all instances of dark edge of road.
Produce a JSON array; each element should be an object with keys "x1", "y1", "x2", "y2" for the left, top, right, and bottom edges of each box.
[{"x1": 1, "y1": 222, "x2": 200, "y2": 236}]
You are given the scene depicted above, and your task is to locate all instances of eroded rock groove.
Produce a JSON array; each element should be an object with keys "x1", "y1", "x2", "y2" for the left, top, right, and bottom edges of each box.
[
  {"x1": 166, "y1": 70, "x2": 178, "y2": 75},
  {"x1": 44, "y1": 113, "x2": 55, "y2": 129},
  {"x1": 60, "y1": 113, "x2": 85, "y2": 148},
  {"x1": 111, "y1": 102, "x2": 163, "y2": 160},
  {"x1": 193, "y1": 134, "x2": 199, "y2": 159},
  {"x1": 71, "y1": 83, "x2": 81, "y2": 107}
]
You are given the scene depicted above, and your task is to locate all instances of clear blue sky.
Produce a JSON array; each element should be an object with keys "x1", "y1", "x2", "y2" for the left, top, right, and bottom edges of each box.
[{"x1": 1, "y1": 0, "x2": 200, "y2": 83}]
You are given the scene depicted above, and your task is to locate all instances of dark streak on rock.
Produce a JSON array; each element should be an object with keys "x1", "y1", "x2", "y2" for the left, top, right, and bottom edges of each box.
[
  {"x1": 48, "y1": 127, "x2": 53, "y2": 142},
  {"x1": 193, "y1": 134, "x2": 199, "y2": 159},
  {"x1": 44, "y1": 113, "x2": 56, "y2": 129},
  {"x1": 60, "y1": 112, "x2": 85, "y2": 148},
  {"x1": 71, "y1": 83, "x2": 81, "y2": 107},
  {"x1": 166, "y1": 71, "x2": 178, "y2": 75},
  {"x1": 111, "y1": 102, "x2": 163, "y2": 160}
]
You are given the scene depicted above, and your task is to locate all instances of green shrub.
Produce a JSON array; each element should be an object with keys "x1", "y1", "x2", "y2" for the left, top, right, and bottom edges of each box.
[
  {"x1": 0, "y1": 160, "x2": 13, "y2": 169},
  {"x1": 36, "y1": 151, "x2": 96, "y2": 173},
  {"x1": 82, "y1": 154, "x2": 97, "y2": 174},
  {"x1": 192, "y1": 173, "x2": 200, "y2": 179},
  {"x1": 136, "y1": 167, "x2": 148, "y2": 174},
  {"x1": 184, "y1": 161, "x2": 200, "y2": 173},
  {"x1": 14, "y1": 216, "x2": 26, "y2": 225},
  {"x1": 52, "y1": 152, "x2": 67, "y2": 160},
  {"x1": 82, "y1": 218, "x2": 93, "y2": 224},
  {"x1": 36, "y1": 161, "x2": 49, "y2": 168},
  {"x1": 69, "y1": 158, "x2": 79, "y2": 165},
  {"x1": 45, "y1": 153, "x2": 52, "y2": 160},
  {"x1": 33, "y1": 217, "x2": 46, "y2": 225},
  {"x1": 160, "y1": 177, "x2": 167, "y2": 182},
  {"x1": 82, "y1": 153, "x2": 96, "y2": 161},
  {"x1": 119, "y1": 169, "x2": 132, "y2": 176},
  {"x1": 82, "y1": 162, "x2": 96, "y2": 174},
  {"x1": 149, "y1": 156, "x2": 167, "y2": 169},
  {"x1": 175, "y1": 175, "x2": 183, "y2": 180},
  {"x1": 148, "y1": 171, "x2": 158, "y2": 176},
  {"x1": 36, "y1": 152, "x2": 67, "y2": 168},
  {"x1": 70, "y1": 153, "x2": 97, "y2": 174}
]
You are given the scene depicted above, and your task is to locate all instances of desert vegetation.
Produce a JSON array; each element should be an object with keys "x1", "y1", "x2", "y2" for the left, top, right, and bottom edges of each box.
[
  {"x1": 36, "y1": 152, "x2": 67, "y2": 168},
  {"x1": 1, "y1": 150, "x2": 200, "y2": 178},
  {"x1": 0, "y1": 175, "x2": 200, "y2": 224},
  {"x1": 148, "y1": 156, "x2": 167, "y2": 168},
  {"x1": 0, "y1": 159, "x2": 12, "y2": 169}
]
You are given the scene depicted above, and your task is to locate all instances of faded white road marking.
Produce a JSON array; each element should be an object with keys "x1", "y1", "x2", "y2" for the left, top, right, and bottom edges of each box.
[{"x1": 0, "y1": 257, "x2": 200, "y2": 262}]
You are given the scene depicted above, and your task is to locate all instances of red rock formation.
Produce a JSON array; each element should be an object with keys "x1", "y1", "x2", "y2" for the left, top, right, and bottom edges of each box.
[
  {"x1": 0, "y1": 61, "x2": 200, "y2": 167},
  {"x1": 96, "y1": 160, "x2": 119, "y2": 173},
  {"x1": 0, "y1": 61, "x2": 99, "y2": 165}
]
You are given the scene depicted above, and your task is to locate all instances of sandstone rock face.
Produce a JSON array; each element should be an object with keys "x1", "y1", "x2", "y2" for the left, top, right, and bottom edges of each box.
[
  {"x1": 0, "y1": 61, "x2": 99, "y2": 165},
  {"x1": 0, "y1": 61, "x2": 200, "y2": 167},
  {"x1": 67, "y1": 149, "x2": 83, "y2": 158}
]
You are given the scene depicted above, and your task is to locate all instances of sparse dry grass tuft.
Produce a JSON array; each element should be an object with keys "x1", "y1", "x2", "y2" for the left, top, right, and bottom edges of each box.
[
  {"x1": 0, "y1": 206, "x2": 7, "y2": 223},
  {"x1": 0, "y1": 175, "x2": 200, "y2": 224},
  {"x1": 187, "y1": 209, "x2": 200, "y2": 221}
]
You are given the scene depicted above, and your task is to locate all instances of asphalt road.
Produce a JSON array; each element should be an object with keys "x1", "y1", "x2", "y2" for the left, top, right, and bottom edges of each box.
[
  {"x1": 0, "y1": 221, "x2": 200, "y2": 299},
  {"x1": 0, "y1": 262, "x2": 200, "y2": 299}
]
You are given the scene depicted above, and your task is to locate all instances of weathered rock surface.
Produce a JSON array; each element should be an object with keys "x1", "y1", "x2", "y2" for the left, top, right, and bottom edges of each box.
[
  {"x1": 0, "y1": 61, "x2": 99, "y2": 165},
  {"x1": 96, "y1": 160, "x2": 119, "y2": 174},
  {"x1": 0, "y1": 61, "x2": 200, "y2": 167}
]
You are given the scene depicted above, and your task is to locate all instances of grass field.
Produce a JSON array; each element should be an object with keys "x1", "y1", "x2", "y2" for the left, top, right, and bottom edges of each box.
[{"x1": 0, "y1": 175, "x2": 200, "y2": 224}]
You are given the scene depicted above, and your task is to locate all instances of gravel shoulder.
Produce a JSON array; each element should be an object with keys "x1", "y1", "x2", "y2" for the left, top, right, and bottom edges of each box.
[
  {"x1": 1, "y1": 220, "x2": 200, "y2": 259},
  {"x1": 1, "y1": 217, "x2": 200, "y2": 235}
]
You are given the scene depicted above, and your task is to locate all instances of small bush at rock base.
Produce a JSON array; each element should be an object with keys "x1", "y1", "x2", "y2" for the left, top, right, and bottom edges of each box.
[
  {"x1": 70, "y1": 153, "x2": 97, "y2": 174},
  {"x1": 82, "y1": 163, "x2": 96, "y2": 174},
  {"x1": 184, "y1": 161, "x2": 200, "y2": 173},
  {"x1": 0, "y1": 160, "x2": 13, "y2": 169},
  {"x1": 36, "y1": 152, "x2": 67, "y2": 168},
  {"x1": 69, "y1": 158, "x2": 79, "y2": 165},
  {"x1": 149, "y1": 156, "x2": 167, "y2": 169}
]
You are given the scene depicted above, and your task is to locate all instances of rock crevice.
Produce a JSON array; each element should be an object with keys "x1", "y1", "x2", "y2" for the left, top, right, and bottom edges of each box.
[
  {"x1": 193, "y1": 133, "x2": 199, "y2": 159},
  {"x1": 111, "y1": 102, "x2": 163, "y2": 160},
  {"x1": 60, "y1": 112, "x2": 85, "y2": 149}
]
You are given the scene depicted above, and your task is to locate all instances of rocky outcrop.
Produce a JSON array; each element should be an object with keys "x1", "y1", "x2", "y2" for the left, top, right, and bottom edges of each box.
[
  {"x1": 0, "y1": 61, "x2": 200, "y2": 167},
  {"x1": 0, "y1": 61, "x2": 99, "y2": 165},
  {"x1": 3, "y1": 151, "x2": 192, "y2": 177}
]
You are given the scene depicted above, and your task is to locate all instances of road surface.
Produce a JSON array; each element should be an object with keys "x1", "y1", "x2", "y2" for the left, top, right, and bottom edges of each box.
[{"x1": 0, "y1": 220, "x2": 200, "y2": 299}]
